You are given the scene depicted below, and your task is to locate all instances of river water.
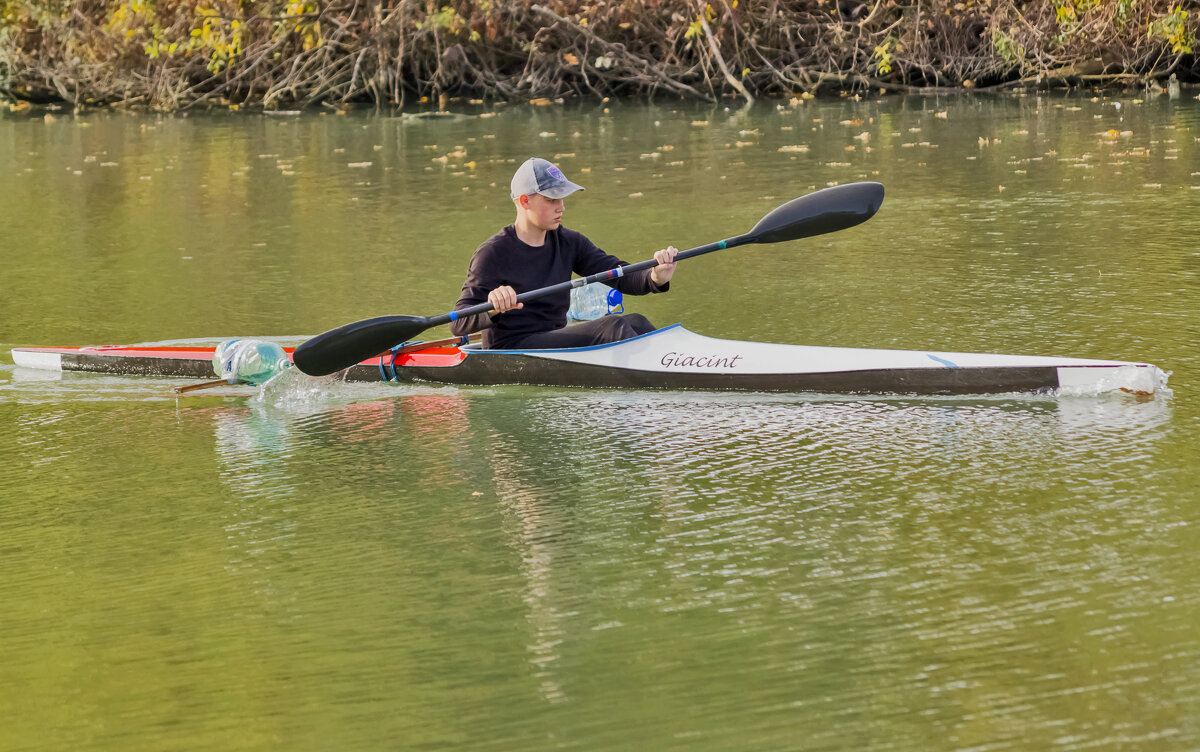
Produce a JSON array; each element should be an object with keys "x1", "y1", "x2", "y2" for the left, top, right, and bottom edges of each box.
[{"x1": 2, "y1": 93, "x2": 1198, "y2": 750}]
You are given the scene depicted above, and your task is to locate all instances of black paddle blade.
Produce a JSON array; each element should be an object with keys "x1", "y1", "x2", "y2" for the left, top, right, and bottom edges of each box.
[
  {"x1": 292, "y1": 315, "x2": 434, "y2": 376},
  {"x1": 748, "y1": 182, "x2": 884, "y2": 244}
]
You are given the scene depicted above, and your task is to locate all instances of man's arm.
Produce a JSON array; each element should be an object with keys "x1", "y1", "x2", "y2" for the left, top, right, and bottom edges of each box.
[{"x1": 572, "y1": 232, "x2": 676, "y2": 295}]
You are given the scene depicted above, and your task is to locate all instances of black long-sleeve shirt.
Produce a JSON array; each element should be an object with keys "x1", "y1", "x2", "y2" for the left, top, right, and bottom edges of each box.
[{"x1": 450, "y1": 225, "x2": 667, "y2": 349}]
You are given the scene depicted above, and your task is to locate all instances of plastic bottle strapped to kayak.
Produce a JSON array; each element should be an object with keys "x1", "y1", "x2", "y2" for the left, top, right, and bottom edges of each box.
[
  {"x1": 568, "y1": 283, "x2": 623, "y2": 320},
  {"x1": 212, "y1": 339, "x2": 291, "y2": 385}
]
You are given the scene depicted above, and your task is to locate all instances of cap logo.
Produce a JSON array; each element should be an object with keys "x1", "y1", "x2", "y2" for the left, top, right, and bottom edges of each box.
[{"x1": 545, "y1": 165, "x2": 565, "y2": 182}]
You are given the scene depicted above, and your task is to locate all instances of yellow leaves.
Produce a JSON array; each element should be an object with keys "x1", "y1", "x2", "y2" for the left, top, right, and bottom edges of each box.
[
  {"x1": 685, "y1": 3, "x2": 717, "y2": 39},
  {"x1": 1150, "y1": 5, "x2": 1194, "y2": 54},
  {"x1": 873, "y1": 36, "x2": 898, "y2": 75},
  {"x1": 563, "y1": 52, "x2": 579, "y2": 66},
  {"x1": 1055, "y1": 1, "x2": 1077, "y2": 25}
]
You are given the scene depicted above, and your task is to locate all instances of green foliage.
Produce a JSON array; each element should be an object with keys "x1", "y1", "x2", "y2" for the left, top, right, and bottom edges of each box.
[
  {"x1": 1149, "y1": 4, "x2": 1194, "y2": 53},
  {"x1": 991, "y1": 28, "x2": 1024, "y2": 69},
  {"x1": 873, "y1": 36, "x2": 898, "y2": 76},
  {"x1": 424, "y1": 5, "x2": 468, "y2": 35}
]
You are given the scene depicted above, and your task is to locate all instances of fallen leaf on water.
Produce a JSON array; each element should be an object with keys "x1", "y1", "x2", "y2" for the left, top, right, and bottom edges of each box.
[{"x1": 778, "y1": 145, "x2": 809, "y2": 152}]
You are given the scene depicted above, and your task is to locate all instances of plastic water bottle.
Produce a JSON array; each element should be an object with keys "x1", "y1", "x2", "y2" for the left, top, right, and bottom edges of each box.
[
  {"x1": 568, "y1": 284, "x2": 624, "y2": 321},
  {"x1": 212, "y1": 339, "x2": 291, "y2": 385}
]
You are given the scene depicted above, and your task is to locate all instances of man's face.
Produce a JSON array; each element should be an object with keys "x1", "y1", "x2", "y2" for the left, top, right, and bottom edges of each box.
[{"x1": 522, "y1": 193, "x2": 565, "y2": 230}]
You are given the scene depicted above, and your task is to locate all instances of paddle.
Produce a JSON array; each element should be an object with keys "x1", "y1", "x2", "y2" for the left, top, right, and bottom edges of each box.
[{"x1": 292, "y1": 181, "x2": 885, "y2": 377}]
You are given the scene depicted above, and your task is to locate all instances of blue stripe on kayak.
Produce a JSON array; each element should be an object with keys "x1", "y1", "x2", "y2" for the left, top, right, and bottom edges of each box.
[
  {"x1": 927, "y1": 354, "x2": 959, "y2": 368},
  {"x1": 467, "y1": 323, "x2": 682, "y2": 355}
]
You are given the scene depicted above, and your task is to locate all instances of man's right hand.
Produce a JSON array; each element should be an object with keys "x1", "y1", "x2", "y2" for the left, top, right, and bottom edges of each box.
[{"x1": 488, "y1": 285, "x2": 523, "y2": 314}]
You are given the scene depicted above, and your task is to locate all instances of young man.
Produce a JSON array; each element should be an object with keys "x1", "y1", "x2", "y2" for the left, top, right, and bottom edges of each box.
[{"x1": 449, "y1": 157, "x2": 678, "y2": 350}]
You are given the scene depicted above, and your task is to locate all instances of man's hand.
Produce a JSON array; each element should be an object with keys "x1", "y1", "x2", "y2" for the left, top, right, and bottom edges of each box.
[
  {"x1": 488, "y1": 285, "x2": 523, "y2": 314},
  {"x1": 650, "y1": 246, "x2": 679, "y2": 286}
]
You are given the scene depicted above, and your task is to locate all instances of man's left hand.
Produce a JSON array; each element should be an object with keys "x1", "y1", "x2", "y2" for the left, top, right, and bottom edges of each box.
[{"x1": 650, "y1": 246, "x2": 679, "y2": 286}]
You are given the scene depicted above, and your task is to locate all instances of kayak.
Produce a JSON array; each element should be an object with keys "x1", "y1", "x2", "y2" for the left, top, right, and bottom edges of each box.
[{"x1": 10, "y1": 325, "x2": 1165, "y2": 395}]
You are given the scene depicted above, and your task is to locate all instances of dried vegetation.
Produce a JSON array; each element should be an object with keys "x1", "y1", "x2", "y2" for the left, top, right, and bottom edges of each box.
[{"x1": 0, "y1": 0, "x2": 1196, "y2": 109}]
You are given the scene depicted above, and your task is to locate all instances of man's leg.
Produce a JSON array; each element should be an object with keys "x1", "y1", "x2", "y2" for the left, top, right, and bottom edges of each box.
[{"x1": 509, "y1": 314, "x2": 656, "y2": 349}]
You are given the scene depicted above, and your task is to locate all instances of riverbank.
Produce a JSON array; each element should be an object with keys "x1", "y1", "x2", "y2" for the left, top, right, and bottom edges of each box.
[{"x1": 1, "y1": 0, "x2": 1196, "y2": 110}]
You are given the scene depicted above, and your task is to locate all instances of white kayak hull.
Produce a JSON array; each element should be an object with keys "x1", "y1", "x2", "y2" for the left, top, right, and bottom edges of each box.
[{"x1": 11, "y1": 324, "x2": 1165, "y2": 395}]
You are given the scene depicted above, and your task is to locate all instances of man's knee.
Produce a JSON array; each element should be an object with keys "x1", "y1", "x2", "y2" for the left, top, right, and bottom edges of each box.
[{"x1": 621, "y1": 313, "x2": 655, "y2": 335}]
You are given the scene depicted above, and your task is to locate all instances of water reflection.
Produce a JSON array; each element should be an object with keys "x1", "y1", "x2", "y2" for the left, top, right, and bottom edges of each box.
[{"x1": 203, "y1": 381, "x2": 1175, "y2": 723}]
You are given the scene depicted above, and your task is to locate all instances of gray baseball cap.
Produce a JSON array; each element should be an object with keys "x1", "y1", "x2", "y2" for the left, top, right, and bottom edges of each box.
[{"x1": 510, "y1": 157, "x2": 585, "y2": 200}]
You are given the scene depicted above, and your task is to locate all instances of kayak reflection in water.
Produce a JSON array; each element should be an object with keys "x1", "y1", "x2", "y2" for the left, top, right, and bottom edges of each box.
[{"x1": 449, "y1": 157, "x2": 678, "y2": 350}]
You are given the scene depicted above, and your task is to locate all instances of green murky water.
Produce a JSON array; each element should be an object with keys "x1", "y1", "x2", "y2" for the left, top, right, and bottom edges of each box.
[{"x1": 2, "y1": 94, "x2": 1199, "y2": 750}]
